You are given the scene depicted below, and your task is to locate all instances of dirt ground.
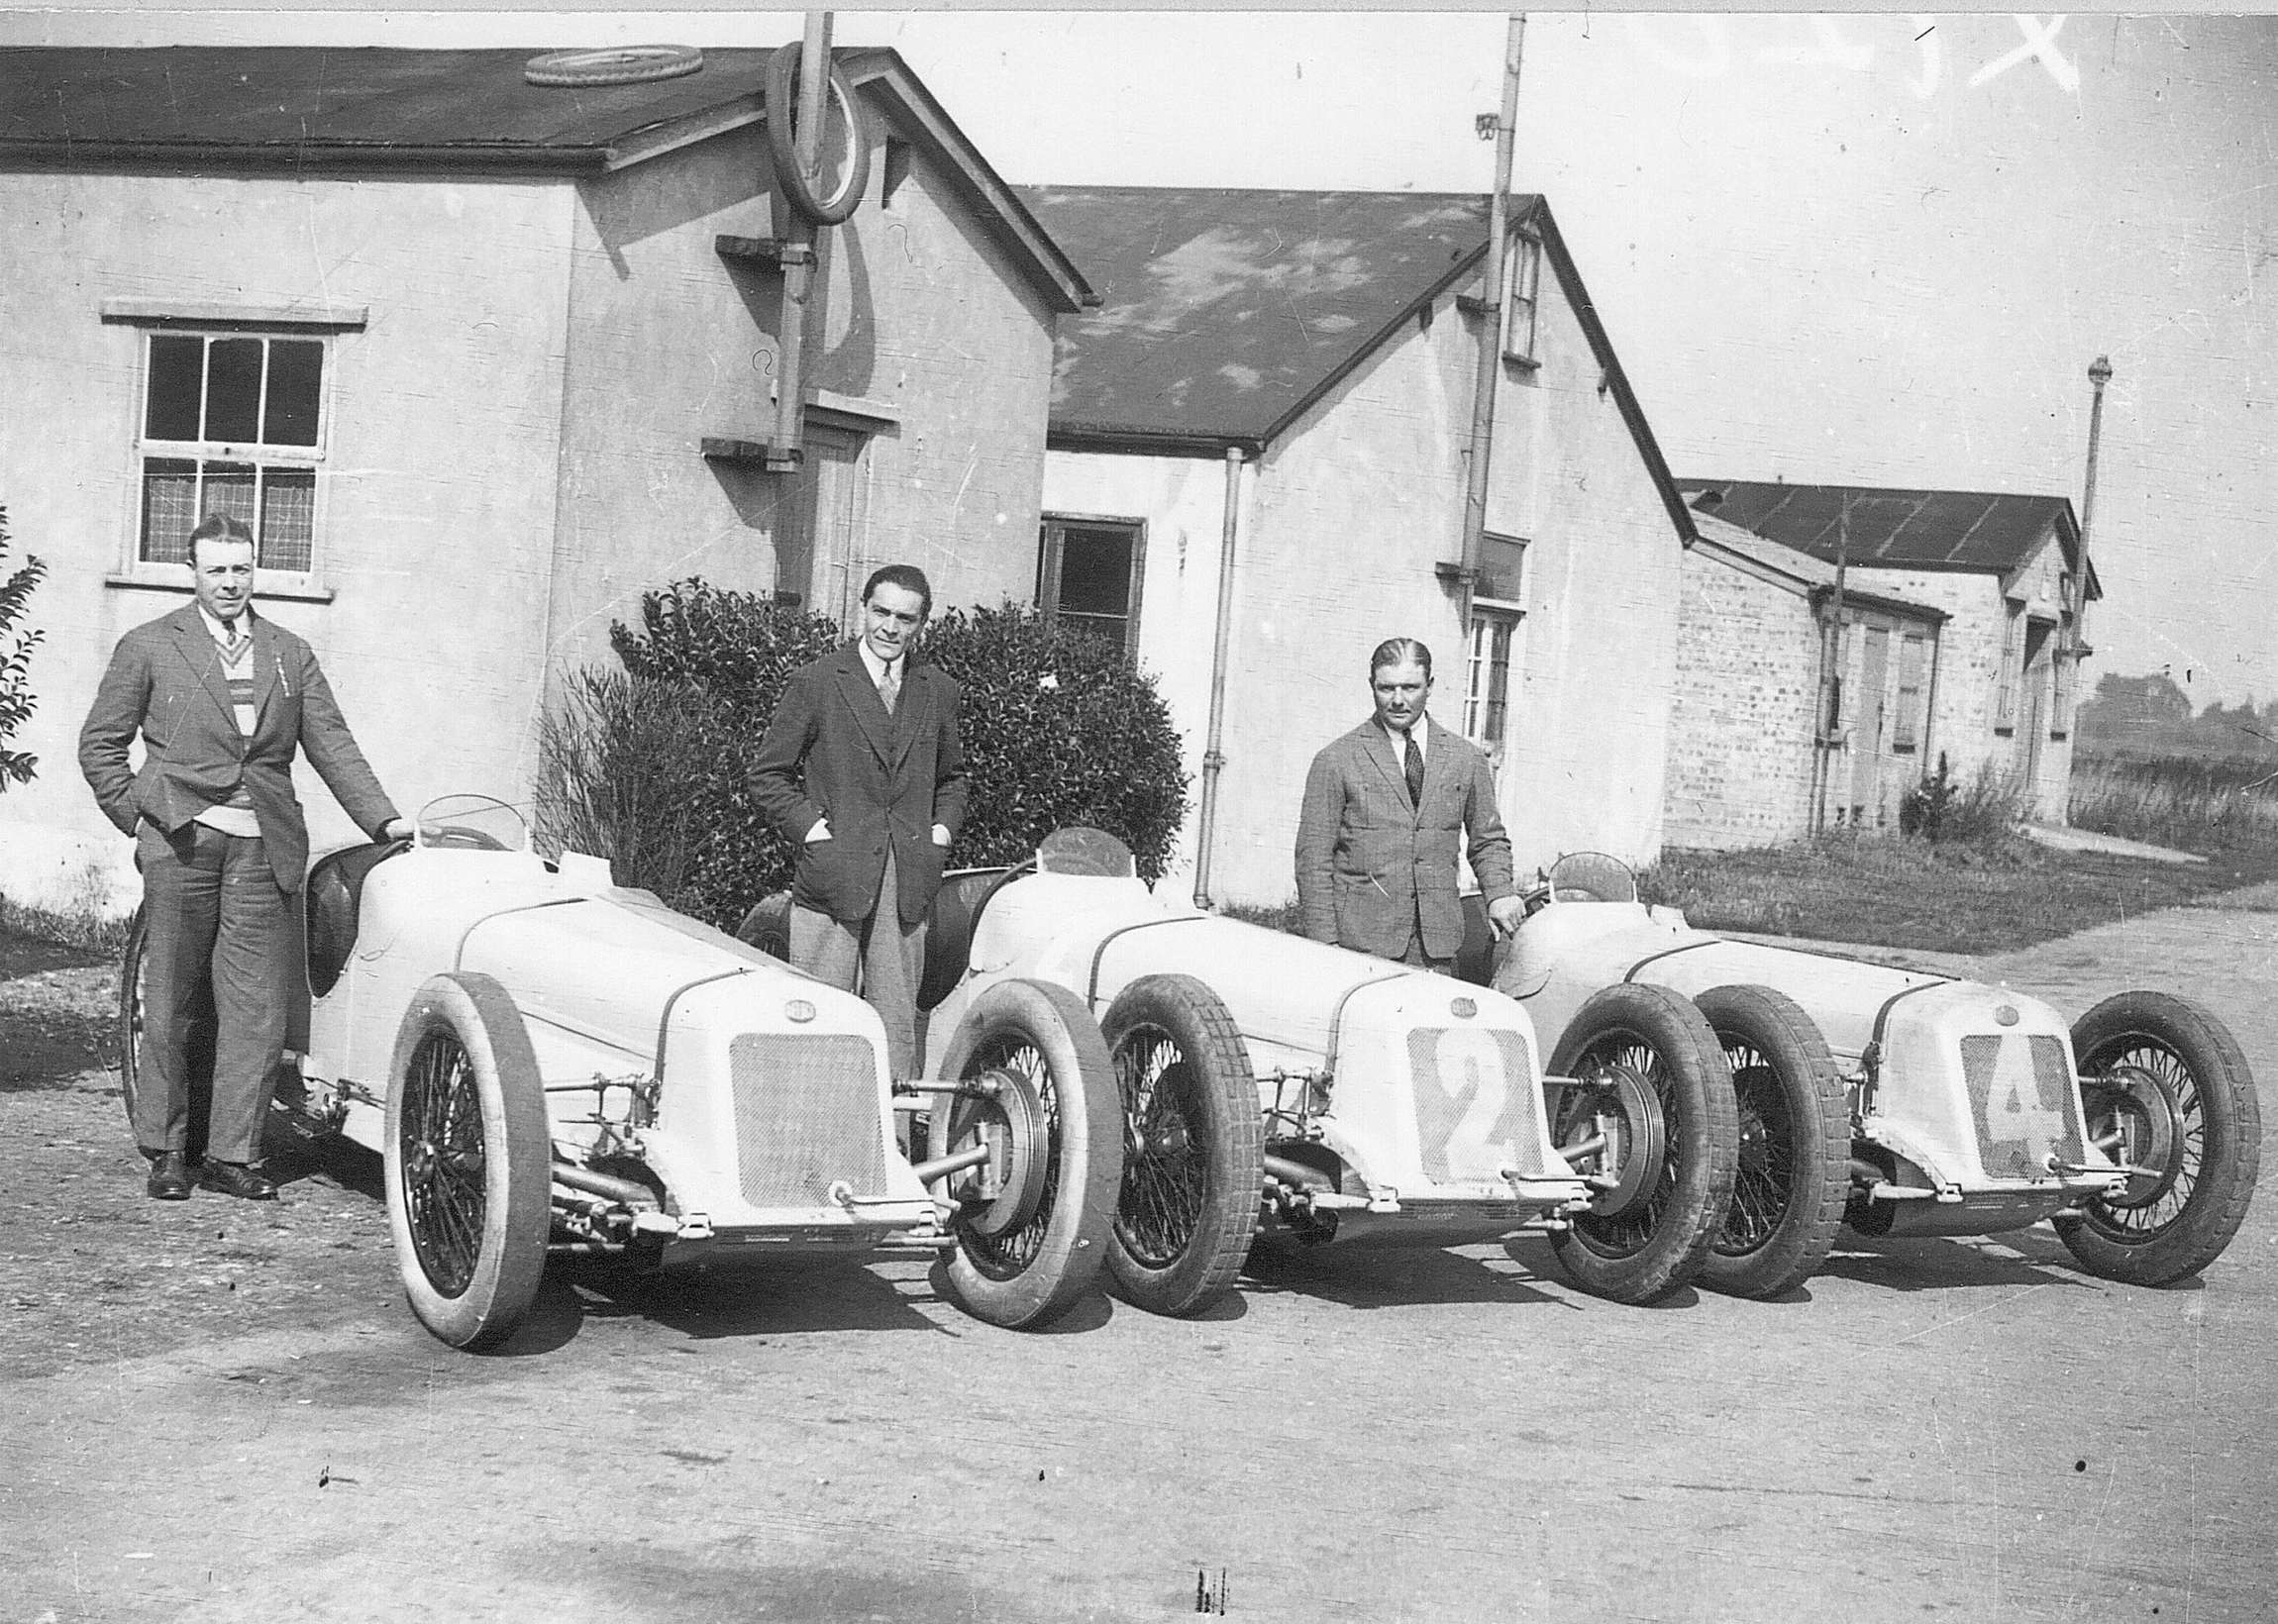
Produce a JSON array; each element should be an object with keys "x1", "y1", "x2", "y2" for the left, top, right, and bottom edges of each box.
[{"x1": 3, "y1": 891, "x2": 2275, "y2": 1623}]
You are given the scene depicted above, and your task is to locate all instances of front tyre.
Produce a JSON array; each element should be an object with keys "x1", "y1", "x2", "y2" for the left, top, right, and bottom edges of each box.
[
  {"x1": 1546, "y1": 984, "x2": 1737, "y2": 1304},
  {"x1": 383, "y1": 973, "x2": 551, "y2": 1351},
  {"x1": 2056, "y1": 991, "x2": 2260, "y2": 1286},
  {"x1": 1101, "y1": 974, "x2": 1264, "y2": 1317},
  {"x1": 1695, "y1": 984, "x2": 1849, "y2": 1299},
  {"x1": 928, "y1": 979, "x2": 1123, "y2": 1329}
]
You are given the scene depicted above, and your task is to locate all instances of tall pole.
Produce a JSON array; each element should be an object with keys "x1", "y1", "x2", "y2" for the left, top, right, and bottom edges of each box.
[
  {"x1": 1458, "y1": 14, "x2": 1526, "y2": 625},
  {"x1": 2072, "y1": 355, "x2": 2113, "y2": 669},
  {"x1": 1812, "y1": 494, "x2": 1852, "y2": 833},
  {"x1": 1191, "y1": 447, "x2": 1246, "y2": 910},
  {"x1": 772, "y1": 13, "x2": 833, "y2": 502}
]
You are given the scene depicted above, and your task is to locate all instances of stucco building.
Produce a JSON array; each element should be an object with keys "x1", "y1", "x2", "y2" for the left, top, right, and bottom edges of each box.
[
  {"x1": 0, "y1": 46, "x2": 1090, "y2": 911},
  {"x1": 1672, "y1": 479, "x2": 2101, "y2": 837},
  {"x1": 1026, "y1": 187, "x2": 1698, "y2": 906}
]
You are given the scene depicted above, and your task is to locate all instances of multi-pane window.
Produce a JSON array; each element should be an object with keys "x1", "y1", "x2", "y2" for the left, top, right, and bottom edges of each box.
[
  {"x1": 1893, "y1": 633, "x2": 1926, "y2": 753},
  {"x1": 1502, "y1": 229, "x2": 1543, "y2": 363},
  {"x1": 139, "y1": 333, "x2": 325, "y2": 571},
  {"x1": 1037, "y1": 516, "x2": 1146, "y2": 656},
  {"x1": 1463, "y1": 610, "x2": 1518, "y2": 751},
  {"x1": 1993, "y1": 604, "x2": 2022, "y2": 732}
]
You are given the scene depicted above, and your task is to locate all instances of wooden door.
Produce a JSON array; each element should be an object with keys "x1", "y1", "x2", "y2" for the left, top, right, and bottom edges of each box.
[{"x1": 1849, "y1": 625, "x2": 1891, "y2": 825}]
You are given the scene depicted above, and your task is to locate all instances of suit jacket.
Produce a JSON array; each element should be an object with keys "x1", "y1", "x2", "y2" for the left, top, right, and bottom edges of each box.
[
  {"x1": 1294, "y1": 716, "x2": 1515, "y2": 960},
  {"x1": 749, "y1": 642, "x2": 971, "y2": 929},
  {"x1": 78, "y1": 603, "x2": 399, "y2": 894}
]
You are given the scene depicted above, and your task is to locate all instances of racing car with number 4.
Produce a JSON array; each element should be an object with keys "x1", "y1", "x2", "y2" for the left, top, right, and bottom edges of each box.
[
  {"x1": 1477, "y1": 853, "x2": 2260, "y2": 1297},
  {"x1": 120, "y1": 796, "x2": 1123, "y2": 1350}
]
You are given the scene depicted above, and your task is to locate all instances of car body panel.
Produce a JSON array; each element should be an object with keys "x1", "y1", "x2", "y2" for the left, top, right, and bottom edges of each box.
[
  {"x1": 1493, "y1": 894, "x2": 2126, "y2": 1236},
  {"x1": 925, "y1": 865, "x2": 1588, "y2": 1236}
]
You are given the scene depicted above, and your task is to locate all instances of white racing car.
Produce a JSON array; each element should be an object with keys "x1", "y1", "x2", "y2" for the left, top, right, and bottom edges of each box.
[
  {"x1": 118, "y1": 796, "x2": 1123, "y2": 1350},
  {"x1": 1473, "y1": 853, "x2": 2262, "y2": 1297},
  {"x1": 745, "y1": 828, "x2": 1740, "y2": 1316}
]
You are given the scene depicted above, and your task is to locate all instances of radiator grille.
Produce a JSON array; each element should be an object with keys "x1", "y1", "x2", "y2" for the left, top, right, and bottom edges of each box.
[
  {"x1": 1405, "y1": 1027, "x2": 1542, "y2": 1182},
  {"x1": 1960, "y1": 1034, "x2": 2083, "y2": 1179},
  {"x1": 728, "y1": 1033, "x2": 886, "y2": 1208}
]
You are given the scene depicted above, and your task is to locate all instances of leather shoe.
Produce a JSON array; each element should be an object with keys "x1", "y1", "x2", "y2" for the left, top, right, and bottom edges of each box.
[
  {"x1": 198, "y1": 1160, "x2": 278, "y2": 1201},
  {"x1": 146, "y1": 1151, "x2": 193, "y2": 1201}
]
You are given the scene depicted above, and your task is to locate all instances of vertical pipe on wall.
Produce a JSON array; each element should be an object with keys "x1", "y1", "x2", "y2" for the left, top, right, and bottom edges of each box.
[
  {"x1": 771, "y1": 12, "x2": 834, "y2": 470},
  {"x1": 1191, "y1": 447, "x2": 1247, "y2": 910},
  {"x1": 1458, "y1": 14, "x2": 1527, "y2": 620}
]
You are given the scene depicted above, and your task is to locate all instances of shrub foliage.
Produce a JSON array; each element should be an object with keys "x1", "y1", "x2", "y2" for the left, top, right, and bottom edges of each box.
[
  {"x1": 536, "y1": 578, "x2": 1188, "y2": 929},
  {"x1": 0, "y1": 504, "x2": 46, "y2": 791}
]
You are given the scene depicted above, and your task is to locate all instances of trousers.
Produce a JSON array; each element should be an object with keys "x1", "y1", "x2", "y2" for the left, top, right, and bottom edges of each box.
[
  {"x1": 134, "y1": 822, "x2": 288, "y2": 1165},
  {"x1": 789, "y1": 848, "x2": 927, "y2": 1080}
]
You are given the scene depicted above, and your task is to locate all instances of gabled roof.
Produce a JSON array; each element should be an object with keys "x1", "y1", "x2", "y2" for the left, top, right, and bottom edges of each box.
[
  {"x1": 1679, "y1": 478, "x2": 2102, "y2": 600},
  {"x1": 0, "y1": 46, "x2": 1091, "y2": 312},
  {"x1": 1024, "y1": 186, "x2": 1697, "y2": 543}
]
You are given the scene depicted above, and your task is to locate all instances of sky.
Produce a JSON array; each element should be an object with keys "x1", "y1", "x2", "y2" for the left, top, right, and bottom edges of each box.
[{"x1": 7, "y1": 7, "x2": 2274, "y2": 708}]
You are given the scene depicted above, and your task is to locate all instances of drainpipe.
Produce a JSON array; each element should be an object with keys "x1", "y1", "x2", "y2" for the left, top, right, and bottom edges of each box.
[
  {"x1": 1191, "y1": 446, "x2": 1246, "y2": 910},
  {"x1": 771, "y1": 12, "x2": 834, "y2": 468},
  {"x1": 1812, "y1": 495, "x2": 1852, "y2": 833},
  {"x1": 1458, "y1": 14, "x2": 1527, "y2": 624}
]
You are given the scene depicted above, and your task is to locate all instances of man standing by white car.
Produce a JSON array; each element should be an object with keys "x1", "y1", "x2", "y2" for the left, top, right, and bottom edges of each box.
[
  {"x1": 80, "y1": 513, "x2": 413, "y2": 1202},
  {"x1": 1294, "y1": 637, "x2": 1524, "y2": 970}
]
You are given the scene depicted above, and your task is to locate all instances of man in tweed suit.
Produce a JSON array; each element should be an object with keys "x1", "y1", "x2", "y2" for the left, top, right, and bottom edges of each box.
[
  {"x1": 80, "y1": 514, "x2": 411, "y2": 1201},
  {"x1": 1294, "y1": 637, "x2": 1524, "y2": 968},
  {"x1": 751, "y1": 563, "x2": 970, "y2": 1079}
]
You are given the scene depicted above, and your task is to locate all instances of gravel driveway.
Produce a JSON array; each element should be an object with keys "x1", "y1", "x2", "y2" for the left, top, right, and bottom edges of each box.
[{"x1": 4, "y1": 892, "x2": 2273, "y2": 1624}]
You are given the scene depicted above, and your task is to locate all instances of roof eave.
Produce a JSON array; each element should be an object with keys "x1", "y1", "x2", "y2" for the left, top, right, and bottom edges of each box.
[
  {"x1": 1048, "y1": 424, "x2": 1265, "y2": 459},
  {"x1": 0, "y1": 138, "x2": 609, "y2": 175}
]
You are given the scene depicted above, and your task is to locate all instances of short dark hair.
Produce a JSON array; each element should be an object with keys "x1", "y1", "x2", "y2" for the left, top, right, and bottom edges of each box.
[
  {"x1": 1369, "y1": 637, "x2": 1432, "y2": 681},
  {"x1": 187, "y1": 513, "x2": 257, "y2": 567},
  {"x1": 862, "y1": 563, "x2": 933, "y2": 619}
]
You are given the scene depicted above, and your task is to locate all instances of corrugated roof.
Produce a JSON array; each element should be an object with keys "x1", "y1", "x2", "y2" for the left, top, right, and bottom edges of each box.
[
  {"x1": 0, "y1": 46, "x2": 1093, "y2": 311},
  {"x1": 1691, "y1": 511, "x2": 1946, "y2": 624},
  {"x1": 1679, "y1": 478, "x2": 2099, "y2": 598},
  {"x1": 1026, "y1": 185, "x2": 1697, "y2": 544}
]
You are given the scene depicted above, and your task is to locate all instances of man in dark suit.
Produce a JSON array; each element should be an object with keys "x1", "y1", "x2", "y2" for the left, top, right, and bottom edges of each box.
[
  {"x1": 751, "y1": 563, "x2": 970, "y2": 1078},
  {"x1": 80, "y1": 514, "x2": 410, "y2": 1201},
  {"x1": 1294, "y1": 637, "x2": 1524, "y2": 968}
]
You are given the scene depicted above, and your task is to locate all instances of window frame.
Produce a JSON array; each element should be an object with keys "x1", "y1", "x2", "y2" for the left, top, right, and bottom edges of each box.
[
  {"x1": 102, "y1": 300, "x2": 363, "y2": 602},
  {"x1": 1993, "y1": 601, "x2": 2022, "y2": 736},
  {"x1": 1502, "y1": 226, "x2": 1544, "y2": 365},
  {"x1": 1037, "y1": 512, "x2": 1147, "y2": 659},
  {"x1": 1463, "y1": 535, "x2": 1528, "y2": 754}
]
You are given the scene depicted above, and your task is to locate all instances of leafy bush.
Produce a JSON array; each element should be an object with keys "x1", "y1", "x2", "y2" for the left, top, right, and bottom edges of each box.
[
  {"x1": 0, "y1": 504, "x2": 45, "y2": 791},
  {"x1": 542, "y1": 578, "x2": 1189, "y2": 930}
]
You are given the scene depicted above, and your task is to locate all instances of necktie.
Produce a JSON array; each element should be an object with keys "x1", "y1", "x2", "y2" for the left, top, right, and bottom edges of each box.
[
  {"x1": 878, "y1": 663, "x2": 900, "y2": 716},
  {"x1": 1402, "y1": 730, "x2": 1424, "y2": 808},
  {"x1": 220, "y1": 618, "x2": 248, "y2": 661}
]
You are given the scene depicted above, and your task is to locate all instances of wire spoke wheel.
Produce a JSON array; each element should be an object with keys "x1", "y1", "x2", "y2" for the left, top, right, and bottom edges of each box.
[
  {"x1": 1099, "y1": 974, "x2": 1261, "y2": 1317},
  {"x1": 400, "y1": 1030, "x2": 489, "y2": 1297},
  {"x1": 947, "y1": 1036, "x2": 1063, "y2": 1281},
  {"x1": 1546, "y1": 983, "x2": 1736, "y2": 1304},
  {"x1": 928, "y1": 979, "x2": 1122, "y2": 1329},
  {"x1": 2056, "y1": 991, "x2": 2259, "y2": 1287},
  {"x1": 382, "y1": 973, "x2": 550, "y2": 1351},
  {"x1": 1116, "y1": 1031, "x2": 1206, "y2": 1267},
  {"x1": 1695, "y1": 985, "x2": 1848, "y2": 1299},
  {"x1": 1720, "y1": 1046, "x2": 1793, "y2": 1253}
]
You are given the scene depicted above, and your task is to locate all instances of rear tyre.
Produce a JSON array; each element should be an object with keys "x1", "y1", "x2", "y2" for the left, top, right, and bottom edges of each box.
[
  {"x1": 2055, "y1": 991, "x2": 2260, "y2": 1286},
  {"x1": 1100, "y1": 974, "x2": 1263, "y2": 1317},
  {"x1": 116, "y1": 906, "x2": 148, "y2": 1132},
  {"x1": 383, "y1": 973, "x2": 551, "y2": 1351},
  {"x1": 928, "y1": 979, "x2": 1123, "y2": 1329},
  {"x1": 1546, "y1": 984, "x2": 1737, "y2": 1304},
  {"x1": 1695, "y1": 984, "x2": 1849, "y2": 1299}
]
